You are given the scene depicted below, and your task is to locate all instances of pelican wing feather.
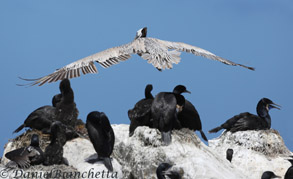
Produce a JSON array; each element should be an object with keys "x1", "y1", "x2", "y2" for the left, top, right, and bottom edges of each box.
[{"x1": 155, "y1": 39, "x2": 255, "y2": 70}]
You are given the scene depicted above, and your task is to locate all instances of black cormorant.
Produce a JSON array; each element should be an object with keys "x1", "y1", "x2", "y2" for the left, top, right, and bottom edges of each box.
[
  {"x1": 261, "y1": 171, "x2": 281, "y2": 179},
  {"x1": 177, "y1": 99, "x2": 207, "y2": 141},
  {"x1": 55, "y1": 79, "x2": 79, "y2": 128},
  {"x1": 226, "y1": 148, "x2": 233, "y2": 162},
  {"x1": 285, "y1": 159, "x2": 293, "y2": 179},
  {"x1": 209, "y1": 98, "x2": 280, "y2": 133},
  {"x1": 86, "y1": 111, "x2": 115, "y2": 172},
  {"x1": 128, "y1": 84, "x2": 154, "y2": 137},
  {"x1": 13, "y1": 95, "x2": 60, "y2": 134},
  {"x1": 43, "y1": 121, "x2": 68, "y2": 166},
  {"x1": 5, "y1": 134, "x2": 44, "y2": 168},
  {"x1": 156, "y1": 163, "x2": 181, "y2": 179},
  {"x1": 151, "y1": 85, "x2": 190, "y2": 145}
]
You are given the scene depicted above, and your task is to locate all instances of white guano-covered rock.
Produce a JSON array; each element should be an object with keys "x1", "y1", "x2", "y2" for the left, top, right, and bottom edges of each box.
[
  {"x1": 1, "y1": 125, "x2": 292, "y2": 179},
  {"x1": 209, "y1": 129, "x2": 293, "y2": 179}
]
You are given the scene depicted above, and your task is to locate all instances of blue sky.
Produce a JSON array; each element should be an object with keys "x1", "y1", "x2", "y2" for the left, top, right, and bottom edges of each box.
[{"x1": 0, "y1": 1, "x2": 292, "y2": 155}]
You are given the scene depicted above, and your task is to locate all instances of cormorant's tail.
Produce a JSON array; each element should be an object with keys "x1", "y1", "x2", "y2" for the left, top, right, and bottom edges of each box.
[
  {"x1": 13, "y1": 124, "x2": 25, "y2": 133},
  {"x1": 200, "y1": 130, "x2": 208, "y2": 141},
  {"x1": 208, "y1": 126, "x2": 222, "y2": 133},
  {"x1": 103, "y1": 157, "x2": 113, "y2": 172},
  {"x1": 161, "y1": 131, "x2": 172, "y2": 146}
]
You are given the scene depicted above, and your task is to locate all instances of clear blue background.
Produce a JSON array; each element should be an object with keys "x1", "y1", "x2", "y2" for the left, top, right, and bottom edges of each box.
[{"x1": 0, "y1": 1, "x2": 292, "y2": 156}]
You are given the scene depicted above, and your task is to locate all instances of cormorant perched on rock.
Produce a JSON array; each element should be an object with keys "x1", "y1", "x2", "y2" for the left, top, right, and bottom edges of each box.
[
  {"x1": 156, "y1": 163, "x2": 181, "y2": 179},
  {"x1": 86, "y1": 111, "x2": 115, "y2": 172},
  {"x1": 21, "y1": 27, "x2": 254, "y2": 86},
  {"x1": 261, "y1": 171, "x2": 281, "y2": 179},
  {"x1": 209, "y1": 98, "x2": 280, "y2": 133},
  {"x1": 55, "y1": 79, "x2": 79, "y2": 128},
  {"x1": 13, "y1": 94, "x2": 60, "y2": 134},
  {"x1": 177, "y1": 99, "x2": 207, "y2": 141},
  {"x1": 285, "y1": 159, "x2": 293, "y2": 179},
  {"x1": 226, "y1": 148, "x2": 233, "y2": 162},
  {"x1": 151, "y1": 85, "x2": 190, "y2": 145},
  {"x1": 128, "y1": 84, "x2": 154, "y2": 137},
  {"x1": 43, "y1": 121, "x2": 68, "y2": 166},
  {"x1": 5, "y1": 134, "x2": 44, "y2": 168}
]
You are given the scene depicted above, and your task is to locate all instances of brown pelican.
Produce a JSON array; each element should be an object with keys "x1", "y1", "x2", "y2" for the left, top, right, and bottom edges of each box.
[{"x1": 21, "y1": 27, "x2": 254, "y2": 86}]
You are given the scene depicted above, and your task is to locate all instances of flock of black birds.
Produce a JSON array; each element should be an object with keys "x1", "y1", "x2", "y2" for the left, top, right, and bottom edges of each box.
[
  {"x1": 4, "y1": 27, "x2": 291, "y2": 178},
  {"x1": 4, "y1": 78, "x2": 292, "y2": 178}
]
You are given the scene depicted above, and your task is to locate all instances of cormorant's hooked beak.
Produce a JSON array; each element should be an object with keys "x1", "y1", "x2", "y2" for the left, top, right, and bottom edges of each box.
[
  {"x1": 268, "y1": 103, "x2": 281, "y2": 110},
  {"x1": 184, "y1": 90, "x2": 191, "y2": 94},
  {"x1": 272, "y1": 174, "x2": 281, "y2": 178}
]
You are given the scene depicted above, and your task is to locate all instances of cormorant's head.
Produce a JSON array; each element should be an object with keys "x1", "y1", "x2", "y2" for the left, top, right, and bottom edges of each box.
[
  {"x1": 87, "y1": 111, "x2": 111, "y2": 130},
  {"x1": 145, "y1": 84, "x2": 153, "y2": 92},
  {"x1": 260, "y1": 98, "x2": 281, "y2": 111},
  {"x1": 173, "y1": 85, "x2": 191, "y2": 95},
  {"x1": 52, "y1": 94, "x2": 62, "y2": 107},
  {"x1": 261, "y1": 171, "x2": 281, "y2": 179},
  {"x1": 30, "y1": 134, "x2": 40, "y2": 147},
  {"x1": 135, "y1": 27, "x2": 147, "y2": 39},
  {"x1": 59, "y1": 78, "x2": 71, "y2": 93},
  {"x1": 145, "y1": 84, "x2": 154, "y2": 99},
  {"x1": 87, "y1": 111, "x2": 102, "y2": 125},
  {"x1": 256, "y1": 98, "x2": 281, "y2": 119}
]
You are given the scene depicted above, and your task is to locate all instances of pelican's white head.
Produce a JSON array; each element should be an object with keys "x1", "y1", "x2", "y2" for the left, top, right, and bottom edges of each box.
[{"x1": 135, "y1": 27, "x2": 147, "y2": 39}]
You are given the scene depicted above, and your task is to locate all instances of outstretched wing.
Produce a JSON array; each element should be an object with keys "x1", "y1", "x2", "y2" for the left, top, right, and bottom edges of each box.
[
  {"x1": 155, "y1": 38, "x2": 255, "y2": 71},
  {"x1": 20, "y1": 41, "x2": 139, "y2": 86},
  {"x1": 5, "y1": 147, "x2": 32, "y2": 168},
  {"x1": 20, "y1": 38, "x2": 182, "y2": 86}
]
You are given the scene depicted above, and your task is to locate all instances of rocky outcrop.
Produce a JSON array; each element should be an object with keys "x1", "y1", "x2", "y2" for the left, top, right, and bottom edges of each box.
[
  {"x1": 111, "y1": 125, "x2": 247, "y2": 179},
  {"x1": 209, "y1": 129, "x2": 292, "y2": 179},
  {"x1": 1, "y1": 125, "x2": 292, "y2": 179}
]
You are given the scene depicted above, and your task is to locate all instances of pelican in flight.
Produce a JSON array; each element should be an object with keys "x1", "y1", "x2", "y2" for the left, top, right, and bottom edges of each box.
[{"x1": 21, "y1": 27, "x2": 254, "y2": 86}]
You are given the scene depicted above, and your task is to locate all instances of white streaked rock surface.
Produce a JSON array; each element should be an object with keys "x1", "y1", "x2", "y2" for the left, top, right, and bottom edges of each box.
[
  {"x1": 1, "y1": 124, "x2": 292, "y2": 179},
  {"x1": 208, "y1": 129, "x2": 292, "y2": 179}
]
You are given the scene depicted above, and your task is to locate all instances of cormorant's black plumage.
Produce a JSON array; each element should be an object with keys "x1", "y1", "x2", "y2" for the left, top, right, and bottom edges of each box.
[
  {"x1": 128, "y1": 84, "x2": 154, "y2": 137},
  {"x1": 5, "y1": 134, "x2": 44, "y2": 168},
  {"x1": 43, "y1": 121, "x2": 68, "y2": 166},
  {"x1": 209, "y1": 98, "x2": 280, "y2": 133},
  {"x1": 52, "y1": 93, "x2": 62, "y2": 107},
  {"x1": 86, "y1": 111, "x2": 115, "y2": 171},
  {"x1": 226, "y1": 148, "x2": 233, "y2": 162},
  {"x1": 55, "y1": 79, "x2": 79, "y2": 128},
  {"x1": 285, "y1": 159, "x2": 293, "y2": 179},
  {"x1": 156, "y1": 163, "x2": 181, "y2": 179},
  {"x1": 13, "y1": 95, "x2": 59, "y2": 134},
  {"x1": 261, "y1": 171, "x2": 281, "y2": 179},
  {"x1": 177, "y1": 99, "x2": 207, "y2": 141},
  {"x1": 151, "y1": 85, "x2": 190, "y2": 145}
]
